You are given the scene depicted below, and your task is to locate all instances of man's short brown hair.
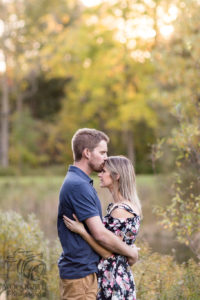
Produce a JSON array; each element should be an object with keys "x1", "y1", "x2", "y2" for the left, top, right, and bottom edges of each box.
[{"x1": 71, "y1": 128, "x2": 109, "y2": 161}]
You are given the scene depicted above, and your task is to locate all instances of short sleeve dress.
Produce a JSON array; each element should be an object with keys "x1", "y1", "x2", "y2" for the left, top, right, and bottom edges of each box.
[{"x1": 97, "y1": 203, "x2": 140, "y2": 300}]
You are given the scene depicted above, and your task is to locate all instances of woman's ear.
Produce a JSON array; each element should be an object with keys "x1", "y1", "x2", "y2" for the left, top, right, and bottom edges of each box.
[{"x1": 115, "y1": 174, "x2": 120, "y2": 181}]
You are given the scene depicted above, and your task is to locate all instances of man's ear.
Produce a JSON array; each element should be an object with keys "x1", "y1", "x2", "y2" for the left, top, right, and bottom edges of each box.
[{"x1": 82, "y1": 148, "x2": 90, "y2": 160}]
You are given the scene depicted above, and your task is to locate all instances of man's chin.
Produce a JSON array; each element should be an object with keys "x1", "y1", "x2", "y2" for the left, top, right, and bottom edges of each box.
[
  {"x1": 89, "y1": 161, "x2": 105, "y2": 172},
  {"x1": 94, "y1": 167, "x2": 102, "y2": 173},
  {"x1": 93, "y1": 164, "x2": 104, "y2": 172}
]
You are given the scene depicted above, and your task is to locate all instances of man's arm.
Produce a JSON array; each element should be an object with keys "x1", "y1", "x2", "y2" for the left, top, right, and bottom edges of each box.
[
  {"x1": 63, "y1": 214, "x2": 112, "y2": 259},
  {"x1": 85, "y1": 216, "x2": 138, "y2": 265}
]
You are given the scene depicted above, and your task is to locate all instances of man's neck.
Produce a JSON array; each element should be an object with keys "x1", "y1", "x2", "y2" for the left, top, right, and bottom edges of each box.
[{"x1": 73, "y1": 160, "x2": 92, "y2": 176}]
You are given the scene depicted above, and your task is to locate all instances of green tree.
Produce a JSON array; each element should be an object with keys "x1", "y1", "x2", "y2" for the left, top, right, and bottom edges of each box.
[
  {"x1": 153, "y1": 0, "x2": 200, "y2": 258},
  {"x1": 48, "y1": 0, "x2": 161, "y2": 170},
  {"x1": 0, "y1": 0, "x2": 48, "y2": 167},
  {"x1": 0, "y1": 0, "x2": 82, "y2": 168}
]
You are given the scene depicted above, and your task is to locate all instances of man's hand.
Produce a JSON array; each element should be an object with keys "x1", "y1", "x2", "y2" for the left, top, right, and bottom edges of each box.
[{"x1": 127, "y1": 245, "x2": 140, "y2": 266}]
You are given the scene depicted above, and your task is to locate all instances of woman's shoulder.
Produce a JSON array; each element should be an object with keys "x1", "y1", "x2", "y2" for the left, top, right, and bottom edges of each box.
[
  {"x1": 108, "y1": 201, "x2": 140, "y2": 219},
  {"x1": 118, "y1": 201, "x2": 140, "y2": 215},
  {"x1": 106, "y1": 202, "x2": 114, "y2": 214}
]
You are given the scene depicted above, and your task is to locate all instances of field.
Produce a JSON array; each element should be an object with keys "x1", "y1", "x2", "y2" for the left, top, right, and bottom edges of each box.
[{"x1": 0, "y1": 174, "x2": 194, "y2": 262}]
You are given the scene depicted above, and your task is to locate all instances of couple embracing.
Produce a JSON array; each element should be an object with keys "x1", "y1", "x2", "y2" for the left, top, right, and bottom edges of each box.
[{"x1": 57, "y1": 128, "x2": 142, "y2": 300}]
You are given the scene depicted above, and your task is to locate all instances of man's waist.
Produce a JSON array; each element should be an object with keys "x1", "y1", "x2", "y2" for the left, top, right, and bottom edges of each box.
[{"x1": 58, "y1": 255, "x2": 99, "y2": 279}]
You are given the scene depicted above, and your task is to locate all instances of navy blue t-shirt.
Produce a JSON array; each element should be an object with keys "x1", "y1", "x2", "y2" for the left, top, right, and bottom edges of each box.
[{"x1": 57, "y1": 165, "x2": 102, "y2": 279}]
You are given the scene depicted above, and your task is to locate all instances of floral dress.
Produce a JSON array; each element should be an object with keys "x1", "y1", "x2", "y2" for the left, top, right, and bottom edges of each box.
[{"x1": 97, "y1": 203, "x2": 140, "y2": 300}]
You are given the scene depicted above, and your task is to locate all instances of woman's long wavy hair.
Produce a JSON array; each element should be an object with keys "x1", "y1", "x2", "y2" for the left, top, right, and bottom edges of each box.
[{"x1": 105, "y1": 156, "x2": 142, "y2": 217}]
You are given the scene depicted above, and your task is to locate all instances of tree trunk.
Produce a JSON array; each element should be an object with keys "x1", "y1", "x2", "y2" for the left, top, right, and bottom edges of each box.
[{"x1": 0, "y1": 72, "x2": 9, "y2": 167}]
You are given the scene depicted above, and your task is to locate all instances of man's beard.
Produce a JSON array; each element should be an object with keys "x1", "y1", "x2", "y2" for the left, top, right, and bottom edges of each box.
[{"x1": 89, "y1": 161, "x2": 105, "y2": 172}]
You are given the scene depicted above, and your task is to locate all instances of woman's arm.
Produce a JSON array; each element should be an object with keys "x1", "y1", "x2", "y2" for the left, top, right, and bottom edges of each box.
[{"x1": 63, "y1": 214, "x2": 112, "y2": 259}]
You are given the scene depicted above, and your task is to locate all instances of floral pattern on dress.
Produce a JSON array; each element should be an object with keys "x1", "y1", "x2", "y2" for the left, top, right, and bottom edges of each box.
[{"x1": 97, "y1": 203, "x2": 140, "y2": 300}]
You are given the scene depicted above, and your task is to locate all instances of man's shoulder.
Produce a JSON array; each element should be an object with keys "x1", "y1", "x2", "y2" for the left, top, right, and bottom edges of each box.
[
  {"x1": 61, "y1": 175, "x2": 92, "y2": 192},
  {"x1": 65, "y1": 172, "x2": 89, "y2": 185}
]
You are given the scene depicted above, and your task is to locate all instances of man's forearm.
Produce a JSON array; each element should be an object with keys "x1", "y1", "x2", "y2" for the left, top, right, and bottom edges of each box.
[
  {"x1": 94, "y1": 228, "x2": 136, "y2": 259},
  {"x1": 85, "y1": 216, "x2": 138, "y2": 264},
  {"x1": 80, "y1": 230, "x2": 112, "y2": 259}
]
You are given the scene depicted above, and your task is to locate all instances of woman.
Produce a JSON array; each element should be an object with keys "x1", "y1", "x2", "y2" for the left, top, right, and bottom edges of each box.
[{"x1": 63, "y1": 156, "x2": 142, "y2": 300}]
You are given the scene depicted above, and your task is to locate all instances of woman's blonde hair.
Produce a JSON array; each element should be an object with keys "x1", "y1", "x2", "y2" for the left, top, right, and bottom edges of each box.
[{"x1": 105, "y1": 156, "x2": 142, "y2": 217}]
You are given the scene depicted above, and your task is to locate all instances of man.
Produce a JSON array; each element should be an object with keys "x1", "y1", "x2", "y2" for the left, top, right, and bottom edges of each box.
[{"x1": 57, "y1": 128, "x2": 138, "y2": 300}]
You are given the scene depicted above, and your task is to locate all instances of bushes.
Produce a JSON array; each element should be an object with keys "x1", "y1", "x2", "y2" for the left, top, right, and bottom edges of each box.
[
  {"x1": 0, "y1": 210, "x2": 61, "y2": 300},
  {"x1": 0, "y1": 211, "x2": 199, "y2": 299},
  {"x1": 134, "y1": 242, "x2": 200, "y2": 300}
]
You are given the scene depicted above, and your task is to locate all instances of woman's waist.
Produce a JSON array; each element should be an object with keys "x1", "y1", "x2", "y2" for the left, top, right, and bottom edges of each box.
[{"x1": 99, "y1": 253, "x2": 128, "y2": 265}]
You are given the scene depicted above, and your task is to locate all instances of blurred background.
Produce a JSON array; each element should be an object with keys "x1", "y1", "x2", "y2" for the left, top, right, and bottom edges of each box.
[{"x1": 0, "y1": 0, "x2": 199, "y2": 299}]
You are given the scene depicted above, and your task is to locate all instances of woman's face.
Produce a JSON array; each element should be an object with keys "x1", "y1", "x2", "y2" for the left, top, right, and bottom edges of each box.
[{"x1": 98, "y1": 166, "x2": 113, "y2": 189}]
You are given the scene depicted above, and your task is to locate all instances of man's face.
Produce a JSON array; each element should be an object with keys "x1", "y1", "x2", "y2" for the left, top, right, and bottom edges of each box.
[{"x1": 88, "y1": 140, "x2": 108, "y2": 172}]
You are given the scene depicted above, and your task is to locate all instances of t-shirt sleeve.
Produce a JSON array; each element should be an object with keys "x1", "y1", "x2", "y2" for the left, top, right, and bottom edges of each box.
[{"x1": 70, "y1": 183, "x2": 100, "y2": 222}]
